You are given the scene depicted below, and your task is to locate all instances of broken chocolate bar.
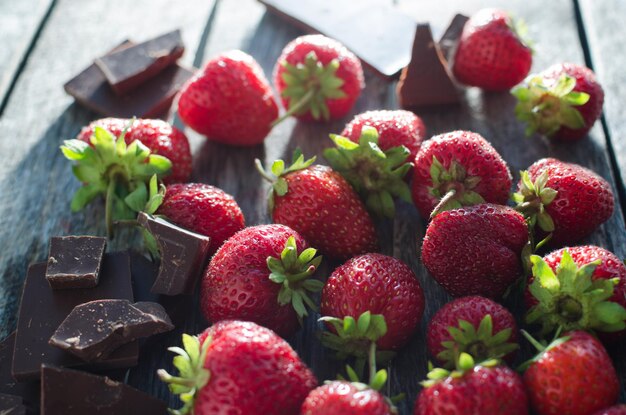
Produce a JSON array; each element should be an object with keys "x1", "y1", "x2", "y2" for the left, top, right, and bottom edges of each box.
[
  {"x1": 0, "y1": 393, "x2": 25, "y2": 415},
  {"x1": 0, "y1": 333, "x2": 38, "y2": 414},
  {"x1": 397, "y1": 24, "x2": 460, "y2": 108},
  {"x1": 137, "y1": 212, "x2": 211, "y2": 295},
  {"x1": 45, "y1": 236, "x2": 107, "y2": 289},
  {"x1": 41, "y1": 365, "x2": 167, "y2": 414},
  {"x1": 12, "y1": 253, "x2": 138, "y2": 381},
  {"x1": 50, "y1": 299, "x2": 173, "y2": 361},
  {"x1": 95, "y1": 30, "x2": 185, "y2": 95},
  {"x1": 439, "y1": 14, "x2": 469, "y2": 63}
]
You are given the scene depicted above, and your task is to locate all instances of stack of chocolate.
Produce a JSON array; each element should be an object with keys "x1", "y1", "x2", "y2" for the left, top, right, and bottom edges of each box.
[{"x1": 64, "y1": 29, "x2": 195, "y2": 119}]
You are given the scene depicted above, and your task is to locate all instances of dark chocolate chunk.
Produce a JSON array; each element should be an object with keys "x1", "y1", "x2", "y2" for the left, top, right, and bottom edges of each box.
[
  {"x1": 137, "y1": 212, "x2": 211, "y2": 295},
  {"x1": 0, "y1": 334, "x2": 38, "y2": 414},
  {"x1": 258, "y1": 0, "x2": 416, "y2": 78},
  {"x1": 49, "y1": 299, "x2": 173, "y2": 362},
  {"x1": 439, "y1": 14, "x2": 469, "y2": 63},
  {"x1": 397, "y1": 24, "x2": 460, "y2": 108},
  {"x1": 45, "y1": 236, "x2": 107, "y2": 290},
  {"x1": 0, "y1": 393, "x2": 25, "y2": 415},
  {"x1": 95, "y1": 30, "x2": 185, "y2": 95},
  {"x1": 41, "y1": 365, "x2": 167, "y2": 415},
  {"x1": 12, "y1": 253, "x2": 138, "y2": 381}
]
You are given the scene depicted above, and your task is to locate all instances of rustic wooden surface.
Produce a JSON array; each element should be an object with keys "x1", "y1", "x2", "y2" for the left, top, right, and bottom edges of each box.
[{"x1": 0, "y1": 0, "x2": 625, "y2": 413}]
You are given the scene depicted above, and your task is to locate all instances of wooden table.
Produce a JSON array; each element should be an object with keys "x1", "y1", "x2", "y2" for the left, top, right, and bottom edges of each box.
[{"x1": 1, "y1": 0, "x2": 625, "y2": 413}]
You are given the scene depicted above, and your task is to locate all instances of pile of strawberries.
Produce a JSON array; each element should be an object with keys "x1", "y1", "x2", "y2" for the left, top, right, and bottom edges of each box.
[{"x1": 60, "y1": 7, "x2": 625, "y2": 415}]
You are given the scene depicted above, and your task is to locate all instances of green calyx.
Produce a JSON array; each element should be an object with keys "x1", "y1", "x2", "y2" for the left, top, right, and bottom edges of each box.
[
  {"x1": 506, "y1": 15, "x2": 534, "y2": 52},
  {"x1": 158, "y1": 334, "x2": 211, "y2": 415},
  {"x1": 268, "y1": 236, "x2": 324, "y2": 323},
  {"x1": 255, "y1": 149, "x2": 316, "y2": 212},
  {"x1": 421, "y1": 353, "x2": 499, "y2": 388},
  {"x1": 513, "y1": 170, "x2": 558, "y2": 234},
  {"x1": 512, "y1": 73, "x2": 590, "y2": 137},
  {"x1": 61, "y1": 122, "x2": 170, "y2": 237},
  {"x1": 428, "y1": 156, "x2": 485, "y2": 217},
  {"x1": 517, "y1": 329, "x2": 569, "y2": 371},
  {"x1": 273, "y1": 51, "x2": 347, "y2": 126},
  {"x1": 323, "y1": 126, "x2": 412, "y2": 218},
  {"x1": 438, "y1": 315, "x2": 518, "y2": 369},
  {"x1": 526, "y1": 250, "x2": 626, "y2": 334}
]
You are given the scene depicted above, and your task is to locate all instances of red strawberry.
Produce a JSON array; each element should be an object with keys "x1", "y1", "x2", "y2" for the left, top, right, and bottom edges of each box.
[
  {"x1": 512, "y1": 63, "x2": 604, "y2": 140},
  {"x1": 273, "y1": 34, "x2": 364, "y2": 123},
  {"x1": 201, "y1": 225, "x2": 322, "y2": 337},
  {"x1": 422, "y1": 204, "x2": 529, "y2": 298},
  {"x1": 301, "y1": 381, "x2": 392, "y2": 415},
  {"x1": 427, "y1": 296, "x2": 518, "y2": 367},
  {"x1": 453, "y1": 9, "x2": 533, "y2": 91},
  {"x1": 177, "y1": 50, "x2": 278, "y2": 145},
  {"x1": 592, "y1": 405, "x2": 626, "y2": 415},
  {"x1": 514, "y1": 158, "x2": 614, "y2": 247},
  {"x1": 525, "y1": 246, "x2": 626, "y2": 337},
  {"x1": 256, "y1": 151, "x2": 377, "y2": 259},
  {"x1": 159, "y1": 320, "x2": 317, "y2": 414},
  {"x1": 321, "y1": 253, "x2": 424, "y2": 351},
  {"x1": 157, "y1": 183, "x2": 245, "y2": 254},
  {"x1": 415, "y1": 354, "x2": 528, "y2": 415},
  {"x1": 411, "y1": 131, "x2": 512, "y2": 218},
  {"x1": 523, "y1": 330, "x2": 619, "y2": 415},
  {"x1": 340, "y1": 110, "x2": 426, "y2": 161}
]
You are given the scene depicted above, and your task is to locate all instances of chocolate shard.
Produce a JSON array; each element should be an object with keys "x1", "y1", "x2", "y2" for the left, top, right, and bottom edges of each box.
[
  {"x1": 49, "y1": 299, "x2": 173, "y2": 362},
  {"x1": 45, "y1": 236, "x2": 107, "y2": 290},
  {"x1": 41, "y1": 365, "x2": 167, "y2": 415},
  {"x1": 12, "y1": 253, "x2": 138, "y2": 381},
  {"x1": 0, "y1": 333, "x2": 39, "y2": 414},
  {"x1": 397, "y1": 24, "x2": 461, "y2": 108},
  {"x1": 0, "y1": 393, "x2": 25, "y2": 415},
  {"x1": 439, "y1": 14, "x2": 469, "y2": 63},
  {"x1": 137, "y1": 212, "x2": 211, "y2": 296},
  {"x1": 95, "y1": 30, "x2": 185, "y2": 95}
]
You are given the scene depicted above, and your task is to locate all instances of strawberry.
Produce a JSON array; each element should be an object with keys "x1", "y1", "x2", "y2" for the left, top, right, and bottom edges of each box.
[
  {"x1": 422, "y1": 204, "x2": 529, "y2": 298},
  {"x1": 273, "y1": 34, "x2": 364, "y2": 123},
  {"x1": 415, "y1": 353, "x2": 529, "y2": 415},
  {"x1": 427, "y1": 296, "x2": 518, "y2": 368},
  {"x1": 513, "y1": 158, "x2": 614, "y2": 247},
  {"x1": 77, "y1": 117, "x2": 191, "y2": 184},
  {"x1": 301, "y1": 381, "x2": 392, "y2": 415},
  {"x1": 453, "y1": 9, "x2": 533, "y2": 91},
  {"x1": 201, "y1": 225, "x2": 323, "y2": 337},
  {"x1": 256, "y1": 151, "x2": 377, "y2": 259},
  {"x1": 592, "y1": 405, "x2": 626, "y2": 415},
  {"x1": 525, "y1": 246, "x2": 626, "y2": 338},
  {"x1": 411, "y1": 131, "x2": 512, "y2": 218},
  {"x1": 159, "y1": 320, "x2": 317, "y2": 414},
  {"x1": 512, "y1": 63, "x2": 604, "y2": 140},
  {"x1": 340, "y1": 110, "x2": 426, "y2": 161},
  {"x1": 522, "y1": 330, "x2": 619, "y2": 415},
  {"x1": 320, "y1": 253, "x2": 424, "y2": 352},
  {"x1": 177, "y1": 50, "x2": 279, "y2": 145}
]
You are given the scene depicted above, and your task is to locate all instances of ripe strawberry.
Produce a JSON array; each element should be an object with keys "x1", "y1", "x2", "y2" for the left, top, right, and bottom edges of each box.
[
  {"x1": 525, "y1": 246, "x2": 626, "y2": 337},
  {"x1": 177, "y1": 50, "x2": 279, "y2": 145},
  {"x1": 522, "y1": 330, "x2": 619, "y2": 415},
  {"x1": 321, "y1": 253, "x2": 424, "y2": 352},
  {"x1": 453, "y1": 9, "x2": 533, "y2": 91},
  {"x1": 411, "y1": 131, "x2": 512, "y2": 218},
  {"x1": 159, "y1": 321, "x2": 317, "y2": 414},
  {"x1": 427, "y1": 296, "x2": 518, "y2": 367},
  {"x1": 340, "y1": 110, "x2": 426, "y2": 161},
  {"x1": 201, "y1": 225, "x2": 323, "y2": 337},
  {"x1": 256, "y1": 151, "x2": 377, "y2": 259},
  {"x1": 592, "y1": 405, "x2": 626, "y2": 415},
  {"x1": 513, "y1": 158, "x2": 614, "y2": 247},
  {"x1": 77, "y1": 117, "x2": 191, "y2": 184},
  {"x1": 301, "y1": 381, "x2": 392, "y2": 415},
  {"x1": 415, "y1": 354, "x2": 529, "y2": 415},
  {"x1": 156, "y1": 183, "x2": 245, "y2": 254},
  {"x1": 273, "y1": 34, "x2": 364, "y2": 123},
  {"x1": 512, "y1": 63, "x2": 604, "y2": 140},
  {"x1": 422, "y1": 204, "x2": 529, "y2": 298}
]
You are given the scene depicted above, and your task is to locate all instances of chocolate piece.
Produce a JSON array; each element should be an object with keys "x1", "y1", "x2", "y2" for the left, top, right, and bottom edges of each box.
[
  {"x1": 12, "y1": 253, "x2": 138, "y2": 381},
  {"x1": 45, "y1": 236, "x2": 107, "y2": 289},
  {"x1": 439, "y1": 14, "x2": 469, "y2": 62},
  {"x1": 258, "y1": 0, "x2": 415, "y2": 78},
  {"x1": 41, "y1": 365, "x2": 167, "y2": 415},
  {"x1": 137, "y1": 212, "x2": 211, "y2": 295},
  {"x1": 397, "y1": 24, "x2": 460, "y2": 108},
  {"x1": 49, "y1": 299, "x2": 173, "y2": 361},
  {"x1": 95, "y1": 30, "x2": 185, "y2": 95},
  {"x1": 0, "y1": 334, "x2": 38, "y2": 414},
  {"x1": 64, "y1": 41, "x2": 195, "y2": 119},
  {"x1": 0, "y1": 393, "x2": 25, "y2": 415}
]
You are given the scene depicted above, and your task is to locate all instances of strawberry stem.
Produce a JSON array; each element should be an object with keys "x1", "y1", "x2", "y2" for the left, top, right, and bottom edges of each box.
[
  {"x1": 105, "y1": 177, "x2": 117, "y2": 238},
  {"x1": 271, "y1": 89, "x2": 315, "y2": 127},
  {"x1": 368, "y1": 341, "x2": 377, "y2": 386},
  {"x1": 430, "y1": 188, "x2": 457, "y2": 218}
]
